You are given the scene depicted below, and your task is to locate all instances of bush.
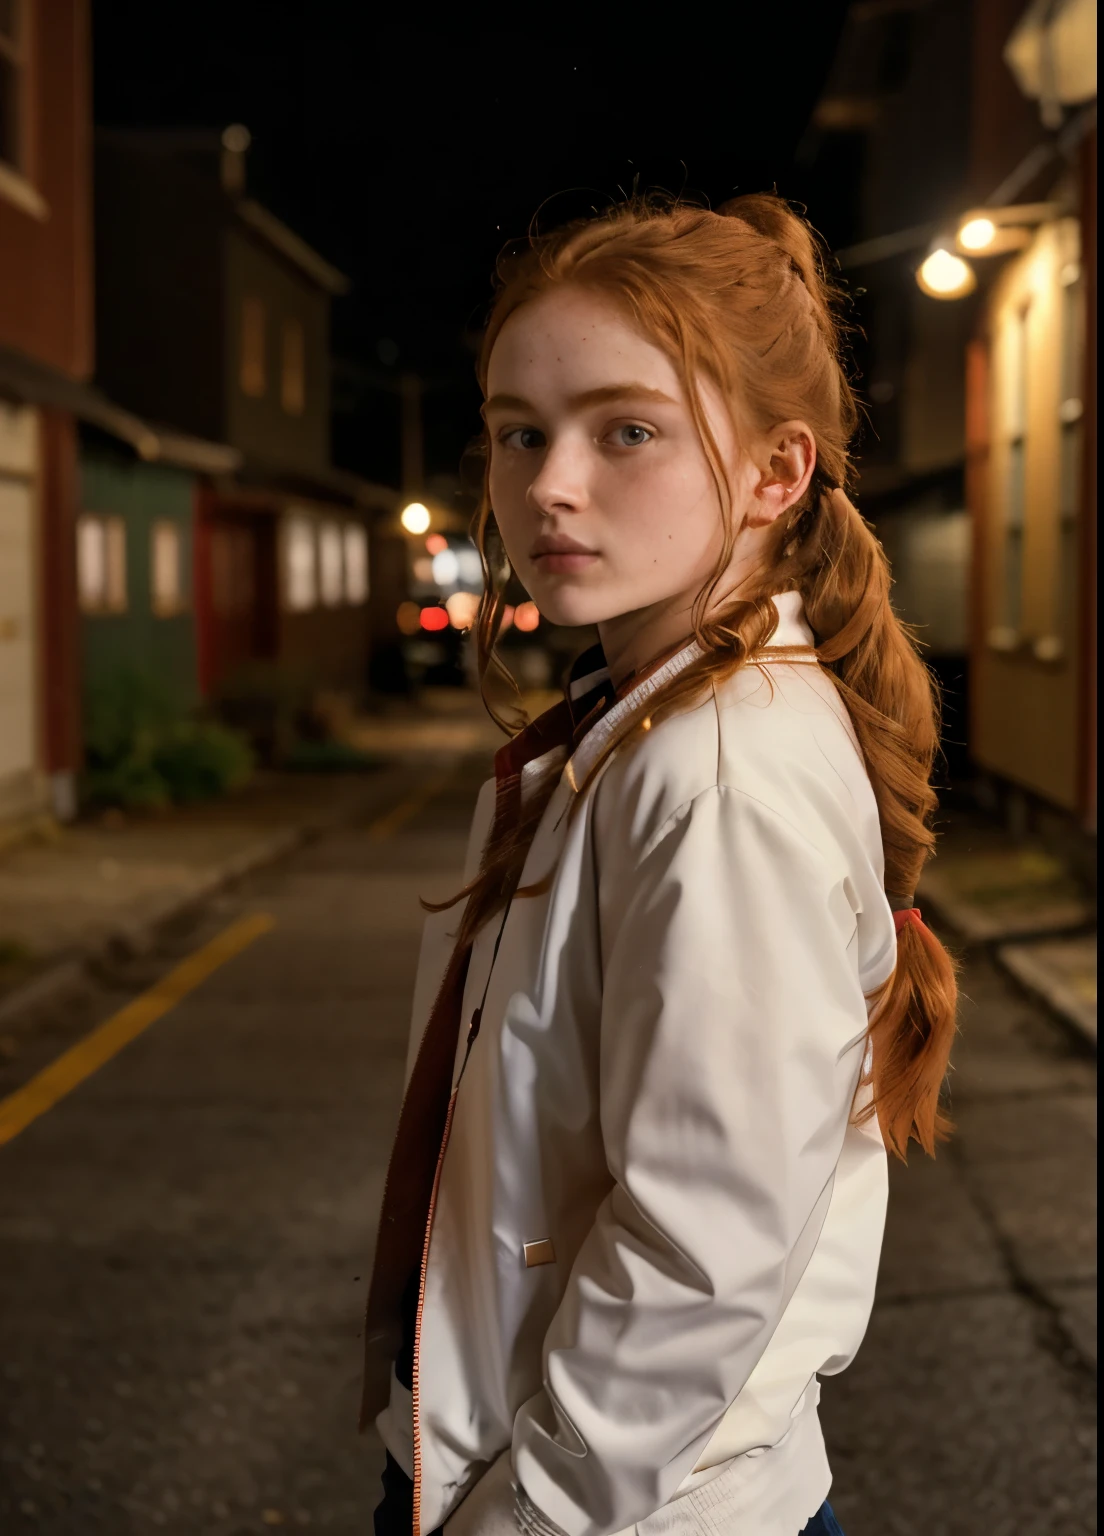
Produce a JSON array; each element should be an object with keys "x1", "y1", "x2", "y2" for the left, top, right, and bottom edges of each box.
[
  {"x1": 212, "y1": 661, "x2": 312, "y2": 766},
  {"x1": 279, "y1": 738, "x2": 381, "y2": 774},
  {"x1": 82, "y1": 670, "x2": 253, "y2": 811},
  {"x1": 153, "y1": 721, "x2": 254, "y2": 803}
]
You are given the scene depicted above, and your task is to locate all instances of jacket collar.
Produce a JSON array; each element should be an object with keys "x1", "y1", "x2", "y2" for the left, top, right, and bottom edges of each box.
[
  {"x1": 566, "y1": 590, "x2": 816, "y2": 789},
  {"x1": 499, "y1": 591, "x2": 816, "y2": 805}
]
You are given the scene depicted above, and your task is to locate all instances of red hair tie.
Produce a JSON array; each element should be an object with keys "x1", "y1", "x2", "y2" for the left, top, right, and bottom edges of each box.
[{"x1": 893, "y1": 907, "x2": 924, "y2": 935}]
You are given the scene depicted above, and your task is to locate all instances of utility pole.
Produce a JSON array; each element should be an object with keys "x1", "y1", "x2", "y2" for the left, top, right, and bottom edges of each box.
[{"x1": 399, "y1": 373, "x2": 424, "y2": 497}]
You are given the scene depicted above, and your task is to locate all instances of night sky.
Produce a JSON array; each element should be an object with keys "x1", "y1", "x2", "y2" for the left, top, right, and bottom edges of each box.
[{"x1": 92, "y1": 3, "x2": 857, "y2": 487}]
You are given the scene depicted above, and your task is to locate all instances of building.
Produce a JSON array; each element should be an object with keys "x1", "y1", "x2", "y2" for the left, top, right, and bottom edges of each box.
[
  {"x1": 964, "y1": 0, "x2": 1096, "y2": 837},
  {"x1": 91, "y1": 129, "x2": 396, "y2": 711},
  {"x1": 801, "y1": 0, "x2": 1096, "y2": 833},
  {"x1": 76, "y1": 429, "x2": 240, "y2": 736},
  {"x1": 800, "y1": 0, "x2": 977, "y2": 779},
  {"x1": 0, "y1": 0, "x2": 92, "y2": 831}
]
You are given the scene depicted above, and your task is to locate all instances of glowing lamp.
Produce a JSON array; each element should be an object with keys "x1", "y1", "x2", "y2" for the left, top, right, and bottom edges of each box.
[
  {"x1": 425, "y1": 533, "x2": 448, "y2": 555},
  {"x1": 400, "y1": 502, "x2": 431, "y2": 535},
  {"x1": 958, "y1": 217, "x2": 996, "y2": 252},
  {"x1": 916, "y1": 248, "x2": 976, "y2": 300},
  {"x1": 514, "y1": 601, "x2": 540, "y2": 633},
  {"x1": 419, "y1": 606, "x2": 449, "y2": 632}
]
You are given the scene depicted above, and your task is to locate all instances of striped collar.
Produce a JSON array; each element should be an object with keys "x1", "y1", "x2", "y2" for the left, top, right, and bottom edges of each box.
[{"x1": 496, "y1": 591, "x2": 817, "y2": 804}]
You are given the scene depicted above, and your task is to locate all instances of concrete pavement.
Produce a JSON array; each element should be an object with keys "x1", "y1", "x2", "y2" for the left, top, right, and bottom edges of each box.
[{"x1": 0, "y1": 752, "x2": 1095, "y2": 1533}]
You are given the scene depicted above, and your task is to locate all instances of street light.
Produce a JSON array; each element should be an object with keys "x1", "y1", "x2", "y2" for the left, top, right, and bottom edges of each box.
[
  {"x1": 916, "y1": 247, "x2": 976, "y2": 300},
  {"x1": 400, "y1": 501, "x2": 431, "y2": 535},
  {"x1": 958, "y1": 217, "x2": 997, "y2": 251}
]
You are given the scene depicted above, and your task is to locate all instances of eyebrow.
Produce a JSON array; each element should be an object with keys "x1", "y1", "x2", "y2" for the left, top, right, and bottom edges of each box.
[{"x1": 482, "y1": 383, "x2": 678, "y2": 416}]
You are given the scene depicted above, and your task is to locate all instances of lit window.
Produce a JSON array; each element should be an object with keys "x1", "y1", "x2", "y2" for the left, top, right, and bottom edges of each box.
[
  {"x1": 997, "y1": 304, "x2": 1029, "y2": 641},
  {"x1": 240, "y1": 295, "x2": 267, "y2": 397},
  {"x1": 281, "y1": 317, "x2": 305, "y2": 415},
  {"x1": 285, "y1": 516, "x2": 317, "y2": 611},
  {"x1": 0, "y1": 0, "x2": 27, "y2": 175},
  {"x1": 150, "y1": 520, "x2": 186, "y2": 616},
  {"x1": 344, "y1": 523, "x2": 369, "y2": 604},
  {"x1": 319, "y1": 520, "x2": 344, "y2": 607},
  {"x1": 77, "y1": 514, "x2": 127, "y2": 614},
  {"x1": 1051, "y1": 257, "x2": 1084, "y2": 660}
]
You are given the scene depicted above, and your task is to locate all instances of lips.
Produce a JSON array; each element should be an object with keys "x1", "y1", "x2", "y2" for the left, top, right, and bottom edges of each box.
[{"x1": 529, "y1": 534, "x2": 598, "y2": 559}]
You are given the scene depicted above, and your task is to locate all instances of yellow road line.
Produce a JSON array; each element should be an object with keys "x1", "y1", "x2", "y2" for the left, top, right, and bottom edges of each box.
[
  {"x1": 0, "y1": 912, "x2": 275, "y2": 1149},
  {"x1": 366, "y1": 769, "x2": 454, "y2": 841}
]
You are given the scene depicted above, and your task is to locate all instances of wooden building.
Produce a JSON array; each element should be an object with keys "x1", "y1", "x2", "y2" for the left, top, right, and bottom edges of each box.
[
  {"x1": 0, "y1": 0, "x2": 92, "y2": 831},
  {"x1": 92, "y1": 131, "x2": 395, "y2": 705},
  {"x1": 799, "y1": 0, "x2": 976, "y2": 779},
  {"x1": 965, "y1": 0, "x2": 1097, "y2": 833},
  {"x1": 76, "y1": 432, "x2": 240, "y2": 730}
]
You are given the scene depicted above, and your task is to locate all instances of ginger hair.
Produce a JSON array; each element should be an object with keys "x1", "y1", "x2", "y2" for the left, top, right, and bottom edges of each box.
[{"x1": 429, "y1": 193, "x2": 958, "y2": 1161}]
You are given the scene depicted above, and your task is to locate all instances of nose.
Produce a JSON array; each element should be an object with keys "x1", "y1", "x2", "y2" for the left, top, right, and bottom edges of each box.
[{"x1": 526, "y1": 435, "x2": 590, "y2": 517}]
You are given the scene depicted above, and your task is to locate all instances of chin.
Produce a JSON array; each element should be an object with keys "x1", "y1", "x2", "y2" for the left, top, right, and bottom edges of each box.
[{"x1": 527, "y1": 586, "x2": 613, "y2": 629}]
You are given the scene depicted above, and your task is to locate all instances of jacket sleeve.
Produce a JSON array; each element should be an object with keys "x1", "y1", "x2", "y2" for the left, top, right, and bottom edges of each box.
[{"x1": 510, "y1": 784, "x2": 870, "y2": 1536}]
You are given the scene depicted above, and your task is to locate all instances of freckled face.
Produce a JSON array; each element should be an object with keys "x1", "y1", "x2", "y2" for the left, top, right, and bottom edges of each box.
[{"x1": 484, "y1": 287, "x2": 741, "y2": 630}]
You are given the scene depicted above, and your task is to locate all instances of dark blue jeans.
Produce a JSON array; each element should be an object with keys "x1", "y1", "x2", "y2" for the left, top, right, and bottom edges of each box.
[
  {"x1": 374, "y1": 1449, "x2": 844, "y2": 1535},
  {"x1": 802, "y1": 1504, "x2": 846, "y2": 1536}
]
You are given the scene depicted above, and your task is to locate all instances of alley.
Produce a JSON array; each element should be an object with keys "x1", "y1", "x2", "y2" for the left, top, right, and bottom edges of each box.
[{"x1": 0, "y1": 757, "x2": 1096, "y2": 1535}]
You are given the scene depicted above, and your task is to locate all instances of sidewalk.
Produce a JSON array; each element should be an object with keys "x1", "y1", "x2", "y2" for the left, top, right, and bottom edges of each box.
[
  {"x1": 919, "y1": 803, "x2": 1097, "y2": 1047},
  {"x1": 0, "y1": 684, "x2": 548, "y2": 1037},
  {"x1": 0, "y1": 764, "x2": 417, "y2": 1032}
]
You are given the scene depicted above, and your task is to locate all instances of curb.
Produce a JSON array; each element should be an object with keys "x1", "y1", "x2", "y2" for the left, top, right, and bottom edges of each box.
[
  {"x1": 919, "y1": 888, "x2": 1097, "y2": 1052},
  {"x1": 0, "y1": 784, "x2": 390, "y2": 1032},
  {"x1": 995, "y1": 938, "x2": 1097, "y2": 1050}
]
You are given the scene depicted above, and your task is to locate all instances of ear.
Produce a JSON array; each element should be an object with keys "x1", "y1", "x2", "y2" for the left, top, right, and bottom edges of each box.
[{"x1": 746, "y1": 422, "x2": 817, "y2": 529}]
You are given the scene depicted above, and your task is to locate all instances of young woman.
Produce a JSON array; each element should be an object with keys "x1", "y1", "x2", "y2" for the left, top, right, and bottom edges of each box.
[{"x1": 361, "y1": 194, "x2": 958, "y2": 1536}]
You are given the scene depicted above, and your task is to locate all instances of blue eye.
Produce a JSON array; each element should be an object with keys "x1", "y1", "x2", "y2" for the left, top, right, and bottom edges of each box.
[
  {"x1": 613, "y1": 425, "x2": 652, "y2": 447},
  {"x1": 501, "y1": 427, "x2": 545, "y2": 450}
]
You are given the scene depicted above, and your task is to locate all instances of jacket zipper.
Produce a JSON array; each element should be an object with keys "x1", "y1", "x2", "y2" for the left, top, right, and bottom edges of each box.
[
  {"x1": 411, "y1": 1081, "x2": 458, "y2": 1536},
  {"x1": 411, "y1": 899, "x2": 512, "y2": 1535},
  {"x1": 410, "y1": 999, "x2": 491, "y2": 1533},
  {"x1": 358, "y1": 940, "x2": 473, "y2": 1435}
]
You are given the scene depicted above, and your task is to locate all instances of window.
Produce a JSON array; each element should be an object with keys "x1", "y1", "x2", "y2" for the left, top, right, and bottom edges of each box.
[
  {"x1": 991, "y1": 304, "x2": 1029, "y2": 650},
  {"x1": 1044, "y1": 258, "x2": 1085, "y2": 662},
  {"x1": 77, "y1": 515, "x2": 128, "y2": 614},
  {"x1": 0, "y1": 0, "x2": 27, "y2": 174},
  {"x1": 150, "y1": 520, "x2": 186, "y2": 616},
  {"x1": 281, "y1": 317, "x2": 306, "y2": 415},
  {"x1": 318, "y1": 520, "x2": 344, "y2": 607},
  {"x1": 343, "y1": 522, "x2": 369, "y2": 604},
  {"x1": 240, "y1": 295, "x2": 267, "y2": 397},
  {"x1": 285, "y1": 516, "x2": 317, "y2": 611}
]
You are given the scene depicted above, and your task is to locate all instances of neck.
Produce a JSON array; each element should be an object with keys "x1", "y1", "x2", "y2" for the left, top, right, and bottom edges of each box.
[
  {"x1": 597, "y1": 549, "x2": 768, "y2": 688},
  {"x1": 597, "y1": 599, "x2": 694, "y2": 690}
]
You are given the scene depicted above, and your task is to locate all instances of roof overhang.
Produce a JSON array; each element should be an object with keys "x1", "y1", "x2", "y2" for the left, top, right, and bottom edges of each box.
[{"x1": 0, "y1": 346, "x2": 242, "y2": 475}]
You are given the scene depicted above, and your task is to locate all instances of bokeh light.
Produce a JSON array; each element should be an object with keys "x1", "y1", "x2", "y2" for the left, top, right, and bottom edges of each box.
[
  {"x1": 400, "y1": 502, "x2": 431, "y2": 534},
  {"x1": 446, "y1": 591, "x2": 480, "y2": 630},
  {"x1": 431, "y1": 549, "x2": 461, "y2": 585},
  {"x1": 916, "y1": 248, "x2": 976, "y2": 298},
  {"x1": 958, "y1": 216, "x2": 996, "y2": 251},
  {"x1": 419, "y1": 606, "x2": 449, "y2": 632},
  {"x1": 396, "y1": 601, "x2": 421, "y2": 635},
  {"x1": 514, "y1": 601, "x2": 540, "y2": 632},
  {"x1": 425, "y1": 533, "x2": 448, "y2": 555}
]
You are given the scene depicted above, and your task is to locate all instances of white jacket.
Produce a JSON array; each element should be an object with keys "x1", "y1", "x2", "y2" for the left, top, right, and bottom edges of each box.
[{"x1": 374, "y1": 592, "x2": 896, "y2": 1536}]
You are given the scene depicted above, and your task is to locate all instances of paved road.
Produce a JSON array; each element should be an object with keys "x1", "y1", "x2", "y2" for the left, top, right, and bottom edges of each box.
[{"x1": 0, "y1": 757, "x2": 1095, "y2": 1534}]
